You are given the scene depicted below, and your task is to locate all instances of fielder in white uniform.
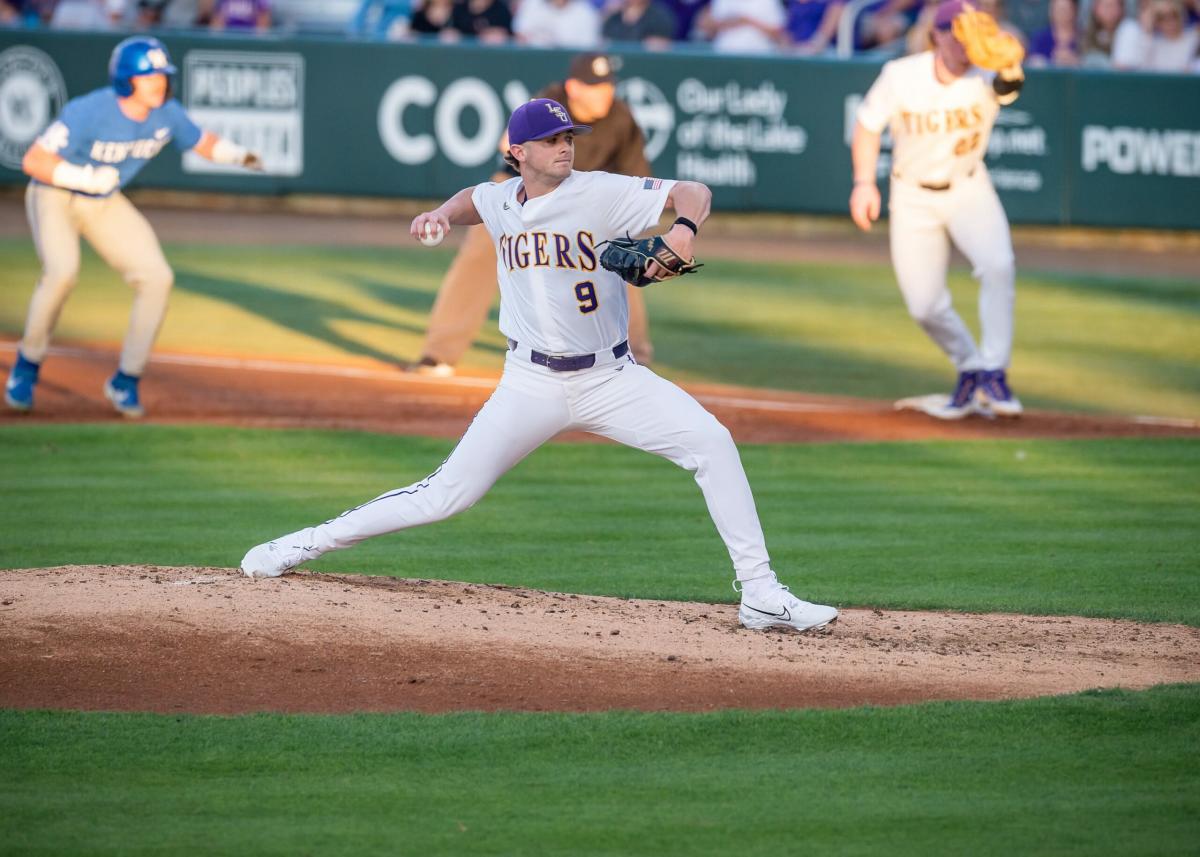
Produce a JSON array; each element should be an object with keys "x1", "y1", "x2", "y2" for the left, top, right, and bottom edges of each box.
[
  {"x1": 850, "y1": 0, "x2": 1025, "y2": 420},
  {"x1": 241, "y1": 97, "x2": 839, "y2": 634}
]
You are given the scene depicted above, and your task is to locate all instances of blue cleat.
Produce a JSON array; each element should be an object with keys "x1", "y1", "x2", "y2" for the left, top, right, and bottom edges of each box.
[
  {"x1": 977, "y1": 369, "x2": 1023, "y2": 417},
  {"x1": 5, "y1": 352, "x2": 40, "y2": 413},
  {"x1": 104, "y1": 371, "x2": 145, "y2": 418},
  {"x1": 935, "y1": 369, "x2": 981, "y2": 420}
]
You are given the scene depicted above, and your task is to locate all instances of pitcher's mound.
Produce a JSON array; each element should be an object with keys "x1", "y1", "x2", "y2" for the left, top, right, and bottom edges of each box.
[{"x1": 2, "y1": 566, "x2": 1197, "y2": 714}]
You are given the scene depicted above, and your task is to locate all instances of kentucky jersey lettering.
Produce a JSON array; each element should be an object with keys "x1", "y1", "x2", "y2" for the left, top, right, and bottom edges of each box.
[{"x1": 36, "y1": 87, "x2": 201, "y2": 194}]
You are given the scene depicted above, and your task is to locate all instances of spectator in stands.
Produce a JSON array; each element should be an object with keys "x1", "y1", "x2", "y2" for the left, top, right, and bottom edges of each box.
[
  {"x1": 49, "y1": 0, "x2": 126, "y2": 28},
  {"x1": 658, "y1": 0, "x2": 710, "y2": 39},
  {"x1": 697, "y1": 0, "x2": 786, "y2": 53},
  {"x1": 451, "y1": 0, "x2": 513, "y2": 42},
  {"x1": 513, "y1": 0, "x2": 602, "y2": 46},
  {"x1": 1, "y1": 0, "x2": 21, "y2": 24},
  {"x1": 1003, "y1": 0, "x2": 1049, "y2": 36},
  {"x1": 211, "y1": 0, "x2": 271, "y2": 31},
  {"x1": 1113, "y1": 0, "x2": 1199, "y2": 70},
  {"x1": 603, "y1": 0, "x2": 677, "y2": 48},
  {"x1": 1027, "y1": 0, "x2": 1080, "y2": 65},
  {"x1": 1080, "y1": 0, "x2": 1124, "y2": 65},
  {"x1": 855, "y1": 0, "x2": 921, "y2": 51},
  {"x1": 411, "y1": 0, "x2": 458, "y2": 38},
  {"x1": 350, "y1": 0, "x2": 412, "y2": 39},
  {"x1": 905, "y1": 0, "x2": 941, "y2": 52},
  {"x1": 134, "y1": 0, "x2": 170, "y2": 26},
  {"x1": 783, "y1": 0, "x2": 844, "y2": 54},
  {"x1": 190, "y1": 0, "x2": 216, "y2": 26}
]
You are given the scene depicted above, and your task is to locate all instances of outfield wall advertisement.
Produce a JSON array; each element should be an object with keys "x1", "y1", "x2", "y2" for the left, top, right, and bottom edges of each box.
[{"x1": 0, "y1": 30, "x2": 1197, "y2": 228}]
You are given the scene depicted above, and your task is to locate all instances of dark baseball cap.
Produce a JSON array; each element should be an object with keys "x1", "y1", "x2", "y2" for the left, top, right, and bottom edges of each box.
[
  {"x1": 507, "y1": 98, "x2": 593, "y2": 146},
  {"x1": 567, "y1": 53, "x2": 620, "y2": 85},
  {"x1": 934, "y1": 0, "x2": 967, "y2": 29}
]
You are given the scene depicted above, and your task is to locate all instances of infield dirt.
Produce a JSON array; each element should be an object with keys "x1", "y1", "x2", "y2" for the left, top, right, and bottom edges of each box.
[{"x1": 2, "y1": 341, "x2": 1197, "y2": 443}]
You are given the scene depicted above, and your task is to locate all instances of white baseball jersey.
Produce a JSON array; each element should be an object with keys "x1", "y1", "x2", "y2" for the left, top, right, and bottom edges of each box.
[
  {"x1": 471, "y1": 170, "x2": 674, "y2": 356},
  {"x1": 857, "y1": 51, "x2": 1000, "y2": 187}
]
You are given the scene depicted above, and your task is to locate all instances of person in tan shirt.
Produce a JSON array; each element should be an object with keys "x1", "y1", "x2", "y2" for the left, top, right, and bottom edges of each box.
[{"x1": 411, "y1": 52, "x2": 657, "y2": 376}]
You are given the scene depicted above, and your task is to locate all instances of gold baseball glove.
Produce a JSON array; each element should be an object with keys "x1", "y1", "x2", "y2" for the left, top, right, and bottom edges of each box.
[{"x1": 952, "y1": 7, "x2": 1025, "y2": 72}]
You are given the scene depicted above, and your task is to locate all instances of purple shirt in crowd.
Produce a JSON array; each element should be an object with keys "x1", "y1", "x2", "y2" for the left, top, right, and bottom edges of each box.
[
  {"x1": 217, "y1": 0, "x2": 270, "y2": 28},
  {"x1": 787, "y1": 0, "x2": 840, "y2": 42},
  {"x1": 1028, "y1": 26, "x2": 1077, "y2": 62}
]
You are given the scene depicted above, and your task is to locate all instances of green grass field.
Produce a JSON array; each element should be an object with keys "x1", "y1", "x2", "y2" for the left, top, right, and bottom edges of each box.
[
  {"x1": 2, "y1": 239, "x2": 1198, "y2": 854},
  {"x1": 1, "y1": 239, "x2": 1197, "y2": 417},
  {"x1": 3, "y1": 686, "x2": 1198, "y2": 857},
  {"x1": 1, "y1": 425, "x2": 1197, "y2": 624}
]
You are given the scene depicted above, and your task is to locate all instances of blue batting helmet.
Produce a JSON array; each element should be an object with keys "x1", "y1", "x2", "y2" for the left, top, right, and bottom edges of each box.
[{"x1": 109, "y1": 37, "x2": 176, "y2": 97}]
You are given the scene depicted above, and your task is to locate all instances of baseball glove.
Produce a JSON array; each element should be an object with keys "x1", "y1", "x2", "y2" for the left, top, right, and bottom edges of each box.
[
  {"x1": 952, "y1": 7, "x2": 1025, "y2": 72},
  {"x1": 598, "y1": 234, "x2": 702, "y2": 287}
]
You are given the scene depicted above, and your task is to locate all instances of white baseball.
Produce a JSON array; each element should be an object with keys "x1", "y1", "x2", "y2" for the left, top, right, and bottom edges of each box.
[{"x1": 419, "y1": 222, "x2": 444, "y2": 247}]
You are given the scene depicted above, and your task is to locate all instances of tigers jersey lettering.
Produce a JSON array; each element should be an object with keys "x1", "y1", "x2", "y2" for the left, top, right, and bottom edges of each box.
[
  {"x1": 857, "y1": 52, "x2": 999, "y2": 186},
  {"x1": 472, "y1": 170, "x2": 674, "y2": 356}
]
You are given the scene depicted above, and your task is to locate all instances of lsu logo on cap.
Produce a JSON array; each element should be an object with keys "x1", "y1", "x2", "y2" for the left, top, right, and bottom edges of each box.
[{"x1": 547, "y1": 102, "x2": 570, "y2": 124}]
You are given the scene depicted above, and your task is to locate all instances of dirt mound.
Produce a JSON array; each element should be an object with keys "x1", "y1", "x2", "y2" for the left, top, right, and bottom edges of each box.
[{"x1": 2, "y1": 566, "x2": 1197, "y2": 715}]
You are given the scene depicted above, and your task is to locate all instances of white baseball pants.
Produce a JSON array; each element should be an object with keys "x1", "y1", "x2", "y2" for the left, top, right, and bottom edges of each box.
[
  {"x1": 298, "y1": 349, "x2": 774, "y2": 581},
  {"x1": 888, "y1": 169, "x2": 1016, "y2": 372},
  {"x1": 22, "y1": 182, "x2": 174, "y2": 376}
]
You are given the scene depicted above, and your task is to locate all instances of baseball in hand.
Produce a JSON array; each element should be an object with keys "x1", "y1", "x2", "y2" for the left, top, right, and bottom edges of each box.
[{"x1": 419, "y1": 222, "x2": 445, "y2": 247}]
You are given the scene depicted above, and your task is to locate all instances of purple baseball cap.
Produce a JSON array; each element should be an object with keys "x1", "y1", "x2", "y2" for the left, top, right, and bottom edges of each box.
[
  {"x1": 507, "y1": 98, "x2": 592, "y2": 147},
  {"x1": 934, "y1": 0, "x2": 968, "y2": 29}
]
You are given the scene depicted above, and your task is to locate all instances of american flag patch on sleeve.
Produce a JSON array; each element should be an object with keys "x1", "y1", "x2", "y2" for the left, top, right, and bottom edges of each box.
[{"x1": 642, "y1": 178, "x2": 663, "y2": 190}]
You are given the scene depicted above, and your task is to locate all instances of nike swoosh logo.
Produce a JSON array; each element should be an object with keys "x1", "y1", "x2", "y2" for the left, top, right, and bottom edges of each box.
[
  {"x1": 744, "y1": 604, "x2": 791, "y2": 621},
  {"x1": 503, "y1": 202, "x2": 510, "y2": 210},
  {"x1": 5, "y1": 377, "x2": 19, "y2": 392}
]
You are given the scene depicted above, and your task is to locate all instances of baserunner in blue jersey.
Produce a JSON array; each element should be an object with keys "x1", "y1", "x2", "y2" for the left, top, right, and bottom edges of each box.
[{"x1": 5, "y1": 36, "x2": 262, "y2": 418}]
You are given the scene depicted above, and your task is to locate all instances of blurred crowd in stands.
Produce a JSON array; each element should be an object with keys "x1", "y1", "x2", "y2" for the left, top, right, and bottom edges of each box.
[{"x1": 2, "y1": 0, "x2": 1197, "y2": 72}]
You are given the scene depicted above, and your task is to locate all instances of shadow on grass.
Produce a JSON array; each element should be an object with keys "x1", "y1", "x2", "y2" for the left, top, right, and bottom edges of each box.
[
  {"x1": 1028, "y1": 270, "x2": 1200, "y2": 314},
  {"x1": 174, "y1": 269, "x2": 425, "y2": 365},
  {"x1": 337, "y1": 272, "x2": 509, "y2": 358},
  {"x1": 651, "y1": 313, "x2": 956, "y2": 400}
]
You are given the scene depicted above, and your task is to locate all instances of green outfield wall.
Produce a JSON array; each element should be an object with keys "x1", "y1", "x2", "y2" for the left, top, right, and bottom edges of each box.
[{"x1": 1, "y1": 30, "x2": 1197, "y2": 229}]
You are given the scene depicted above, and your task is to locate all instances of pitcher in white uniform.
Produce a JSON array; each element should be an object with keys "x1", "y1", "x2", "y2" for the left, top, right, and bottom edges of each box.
[
  {"x1": 241, "y1": 97, "x2": 838, "y2": 634},
  {"x1": 850, "y1": 0, "x2": 1026, "y2": 419}
]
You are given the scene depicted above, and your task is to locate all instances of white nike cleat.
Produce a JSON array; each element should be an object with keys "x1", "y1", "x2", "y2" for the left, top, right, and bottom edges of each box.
[
  {"x1": 240, "y1": 530, "x2": 321, "y2": 578},
  {"x1": 739, "y1": 583, "x2": 839, "y2": 633}
]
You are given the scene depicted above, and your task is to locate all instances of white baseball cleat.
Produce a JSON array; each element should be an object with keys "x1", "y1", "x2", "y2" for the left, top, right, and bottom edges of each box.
[
  {"x1": 240, "y1": 531, "x2": 321, "y2": 578},
  {"x1": 739, "y1": 583, "x2": 839, "y2": 633}
]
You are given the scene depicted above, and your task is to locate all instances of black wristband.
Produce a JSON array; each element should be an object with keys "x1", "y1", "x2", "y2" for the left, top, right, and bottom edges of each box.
[{"x1": 673, "y1": 216, "x2": 698, "y2": 235}]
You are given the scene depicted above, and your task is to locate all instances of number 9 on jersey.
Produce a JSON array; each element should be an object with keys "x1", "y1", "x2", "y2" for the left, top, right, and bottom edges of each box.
[{"x1": 574, "y1": 280, "x2": 599, "y2": 314}]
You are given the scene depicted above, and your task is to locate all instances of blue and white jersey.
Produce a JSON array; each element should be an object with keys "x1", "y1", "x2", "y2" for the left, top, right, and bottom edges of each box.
[{"x1": 35, "y1": 87, "x2": 203, "y2": 195}]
